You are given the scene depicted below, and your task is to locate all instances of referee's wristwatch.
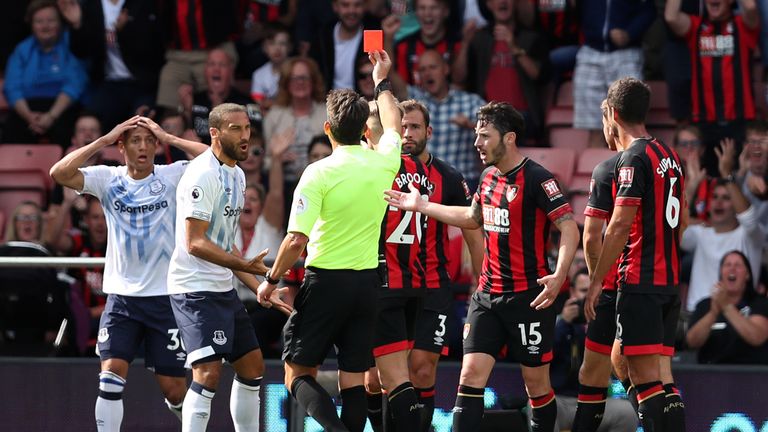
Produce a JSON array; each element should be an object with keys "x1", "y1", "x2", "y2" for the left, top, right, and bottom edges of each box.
[
  {"x1": 375, "y1": 79, "x2": 393, "y2": 100},
  {"x1": 265, "y1": 269, "x2": 280, "y2": 285}
]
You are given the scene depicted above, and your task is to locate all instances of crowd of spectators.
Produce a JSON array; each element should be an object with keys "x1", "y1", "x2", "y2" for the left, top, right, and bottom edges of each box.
[{"x1": 0, "y1": 0, "x2": 767, "y2": 366}]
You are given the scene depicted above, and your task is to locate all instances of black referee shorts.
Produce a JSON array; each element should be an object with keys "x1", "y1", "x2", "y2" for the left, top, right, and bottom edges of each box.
[{"x1": 282, "y1": 266, "x2": 379, "y2": 372}]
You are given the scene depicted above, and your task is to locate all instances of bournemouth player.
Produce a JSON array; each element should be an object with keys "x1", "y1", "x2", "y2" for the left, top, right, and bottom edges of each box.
[
  {"x1": 573, "y1": 99, "x2": 632, "y2": 431},
  {"x1": 398, "y1": 100, "x2": 483, "y2": 432},
  {"x1": 49, "y1": 116, "x2": 208, "y2": 431},
  {"x1": 167, "y1": 103, "x2": 289, "y2": 432},
  {"x1": 587, "y1": 78, "x2": 687, "y2": 432},
  {"x1": 385, "y1": 102, "x2": 580, "y2": 432}
]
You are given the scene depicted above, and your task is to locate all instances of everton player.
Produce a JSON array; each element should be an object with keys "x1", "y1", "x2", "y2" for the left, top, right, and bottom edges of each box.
[
  {"x1": 587, "y1": 78, "x2": 687, "y2": 432},
  {"x1": 385, "y1": 101, "x2": 580, "y2": 432},
  {"x1": 50, "y1": 115, "x2": 208, "y2": 431}
]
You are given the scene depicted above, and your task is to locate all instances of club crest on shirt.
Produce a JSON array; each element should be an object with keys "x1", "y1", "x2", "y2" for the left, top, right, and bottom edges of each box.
[
  {"x1": 149, "y1": 179, "x2": 165, "y2": 195},
  {"x1": 618, "y1": 167, "x2": 634, "y2": 186},
  {"x1": 589, "y1": 179, "x2": 595, "y2": 198},
  {"x1": 541, "y1": 179, "x2": 563, "y2": 200},
  {"x1": 212, "y1": 330, "x2": 227, "y2": 346},
  {"x1": 506, "y1": 184, "x2": 519, "y2": 202},
  {"x1": 463, "y1": 323, "x2": 471, "y2": 340},
  {"x1": 191, "y1": 186, "x2": 204, "y2": 202}
]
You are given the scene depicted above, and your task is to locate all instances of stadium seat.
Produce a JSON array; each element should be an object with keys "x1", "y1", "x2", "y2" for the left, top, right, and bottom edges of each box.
[
  {"x1": 646, "y1": 109, "x2": 676, "y2": 127},
  {"x1": 99, "y1": 146, "x2": 123, "y2": 163},
  {"x1": 0, "y1": 190, "x2": 46, "y2": 229},
  {"x1": 521, "y1": 147, "x2": 575, "y2": 187},
  {"x1": 647, "y1": 81, "x2": 669, "y2": 110},
  {"x1": 548, "y1": 128, "x2": 589, "y2": 152},
  {"x1": 0, "y1": 144, "x2": 63, "y2": 189},
  {"x1": 554, "y1": 81, "x2": 574, "y2": 107},
  {"x1": 545, "y1": 107, "x2": 574, "y2": 127},
  {"x1": 569, "y1": 148, "x2": 615, "y2": 193}
]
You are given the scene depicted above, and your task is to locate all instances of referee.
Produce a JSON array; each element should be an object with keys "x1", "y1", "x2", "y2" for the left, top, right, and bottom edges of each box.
[{"x1": 257, "y1": 50, "x2": 402, "y2": 432}]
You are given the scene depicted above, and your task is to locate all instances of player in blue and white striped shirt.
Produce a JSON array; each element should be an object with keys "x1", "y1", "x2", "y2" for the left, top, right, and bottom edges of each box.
[{"x1": 50, "y1": 115, "x2": 208, "y2": 432}]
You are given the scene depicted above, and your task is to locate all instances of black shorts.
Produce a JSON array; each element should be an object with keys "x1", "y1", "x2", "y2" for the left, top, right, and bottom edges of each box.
[
  {"x1": 283, "y1": 267, "x2": 379, "y2": 372},
  {"x1": 373, "y1": 296, "x2": 421, "y2": 357},
  {"x1": 462, "y1": 290, "x2": 556, "y2": 367},
  {"x1": 97, "y1": 294, "x2": 186, "y2": 377},
  {"x1": 585, "y1": 290, "x2": 618, "y2": 355},
  {"x1": 616, "y1": 292, "x2": 680, "y2": 357},
  {"x1": 170, "y1": 290, "x2": 260, "y2": 367},
  {"x1": 412, "y1": 307, "x2": 450, "y2": 356}
]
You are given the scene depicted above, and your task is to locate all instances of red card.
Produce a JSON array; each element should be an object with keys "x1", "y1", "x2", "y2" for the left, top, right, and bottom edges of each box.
[{"x1": 364, "y1": 30, "x2": 383, "y2": 53}]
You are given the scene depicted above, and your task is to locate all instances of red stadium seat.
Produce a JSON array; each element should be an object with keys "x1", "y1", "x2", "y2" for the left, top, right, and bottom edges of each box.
[
  {"x1": 555, "y1": 81, "x2": 574, "y2": 107},
  {"x1": 647, "y1": 81, "x2": 669, "y2": 110},
  {"x1": 646, "y1": 109, "x2": 676, "y2": 127},
  {"x1": 0, "y1": 144, "x2": 63, "y2": 189},
  {"x1": 569, "y1": 148, "x2": 615, "y2": 193},
  {"x1": 99, "y1": 146, "x2": 123, "y2": 163},
  {"x1": 548, "y1": 128, "x2": 589, "y2": 152},
  {"x1": 650, "y1": 128, "x2": 676, "y2": 147},
  {"x1": 521, "y1": 147, "x2": 575, "y2": 187},
  {"x1": 545, "y1": 107, "x2": 574, "y2": 127}
]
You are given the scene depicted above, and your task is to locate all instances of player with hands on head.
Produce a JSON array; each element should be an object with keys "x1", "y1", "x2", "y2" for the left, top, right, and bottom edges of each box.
[
  {"x1": 49, "y1": 114, "x2": 209, "y2": 431},
  {"x1": 385, "y1": 101, "x2": 580, "y2": 432}
]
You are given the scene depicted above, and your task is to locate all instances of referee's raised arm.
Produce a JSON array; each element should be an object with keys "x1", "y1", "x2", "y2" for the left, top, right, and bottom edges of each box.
[{"x1": 370, "y1": 50, "x2": 401, "y2": 137}]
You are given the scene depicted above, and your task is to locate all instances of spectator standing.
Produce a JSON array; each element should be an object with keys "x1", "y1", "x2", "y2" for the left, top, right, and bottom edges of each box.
[
  {"x1": 3, "y1": 0, "x2": 87, "y2": 145},
  {"x1": 250, "y1": 23, "x2": 293, "y2": 111},
  {"x1": 666, "y1": 0, "x2": 760, "y2": 175},
  {"x1": 310, "y1": 0, "x2": 367, "y2": 92},
  {"x1": 57, "y1": 0, "x2": 165, "y2": 131},
  {"x1": 572, "y1": 0, "x2": 655, "y2": 148},
  {"x1": 155, "y1": 0, "x2": 240, "y2": 113},
  {"x1": 687, "y1": 250, "x2": 768, "y2": 364},
  {"x1": 464, "y1": 0, "x2": 547, "y2": 140}
]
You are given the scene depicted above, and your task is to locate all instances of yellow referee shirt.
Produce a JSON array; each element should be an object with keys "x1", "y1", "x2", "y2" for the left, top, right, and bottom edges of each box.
[{"x1": 287, "y1": 129, "x2": 402, "y2": 270}]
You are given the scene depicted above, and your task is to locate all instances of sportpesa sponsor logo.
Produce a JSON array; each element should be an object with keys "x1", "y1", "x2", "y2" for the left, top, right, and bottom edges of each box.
[
  {"x1": 223, "y1": 205, "x2": 243, "y2": 217},
  {"x1": 113, "y1": 200, "x2": 169, "y2": 213}
]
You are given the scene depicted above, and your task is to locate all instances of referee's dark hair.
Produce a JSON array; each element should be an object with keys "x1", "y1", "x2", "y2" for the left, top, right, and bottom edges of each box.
[
  {"x1": 476, "y1": 101, "x2": 525, "y2": 141},
  {"x1": 607, "y1": 77, "x2": 650, "y2": 125},
  {"x1": 209, "y1": 103, "x2": 247, "y2": 130},
  {"x1": 326, "y1": 89, "x2": 369, "y2": 145}
]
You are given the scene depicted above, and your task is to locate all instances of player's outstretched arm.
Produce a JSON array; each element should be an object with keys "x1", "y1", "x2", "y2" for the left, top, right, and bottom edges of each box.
[
  {"x1": 384, "y1": 182, "x2": 481, "y2": 229},
  {"x1": 138, "y1": 116, "x2": 209, "y2": 158},
  {"x1": 50, "y1": 116, "x2": 141, "y2": 190},
  {"x1": 186, "y1": 218, "x2": 270, "y2": 275},
  {"x1": 532, "y1": 213, "x2": 579, "y2": 310}
]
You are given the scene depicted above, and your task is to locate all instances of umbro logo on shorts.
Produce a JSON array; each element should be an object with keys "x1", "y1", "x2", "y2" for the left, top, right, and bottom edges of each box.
[
  {"x1": 97, "y1": 328, "x2": 109, "y2": 343},
  {"x1": 212, "y1": 330, "x2": 227, "y2": 346}
]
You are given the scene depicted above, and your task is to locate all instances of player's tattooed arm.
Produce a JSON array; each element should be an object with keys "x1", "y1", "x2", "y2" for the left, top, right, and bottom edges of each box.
[
  {"x1": 554, "y1": 212, "x2": 574, "y2": 228},
  {"x1": 470, "y1": 199, "x2": 483, "y2": 228}
]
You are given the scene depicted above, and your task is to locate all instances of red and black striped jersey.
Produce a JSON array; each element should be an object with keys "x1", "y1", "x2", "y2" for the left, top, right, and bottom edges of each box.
[
  {"x1": 394, "y1": 33, "x2": 461, "y2": 85},
  {"x1": 689, "y1": 176, "x2": 713, "y2": 222},
  {"x1": 614, "y1": 138, "x2": 685, "y2": 293},
  {"x1": 584, "y1": 153, "x2": 621, "y2": 291},
  {"x1": 421, "y1": 154, "x2": 472, "y2": 310},
  {"x1": 474, "y1": 159, "x2": 573, "y2": 295},
  {"x1": 379, "y1": 154, "x2": 432, "y2": 296},
  {"x1": 534, "y1": 0, "x2": 580, "y2": 47},
  {"x1": 686, "y1": 15, "x2": 758, "y2": 123}
]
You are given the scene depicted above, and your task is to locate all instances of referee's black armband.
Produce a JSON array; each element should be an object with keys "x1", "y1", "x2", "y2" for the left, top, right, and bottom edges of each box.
[{"x1": 374, "y1": 79, "x2": 393, "y2": 100}]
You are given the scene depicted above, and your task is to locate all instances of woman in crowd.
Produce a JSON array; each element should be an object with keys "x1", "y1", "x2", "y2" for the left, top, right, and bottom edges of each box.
[
  {"x1": 3, "y1": 0, "x2": 87, "y2": 145},
  {"x1": 687, "y1": 250, "x2": 768, "y2": 364}
]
